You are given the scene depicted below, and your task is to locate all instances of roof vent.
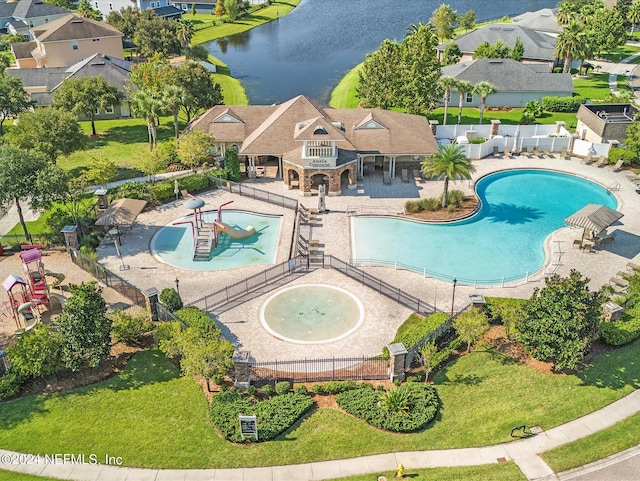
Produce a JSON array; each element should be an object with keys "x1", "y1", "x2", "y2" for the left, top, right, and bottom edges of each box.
[
  {"x1": 489, "y1": 60, "x2": 504, "y2": 64},
  {"x1": 503, "y1": 27, "x2": 515, "y2": 31},
  {"x1": 90, "y1": 62, "x2": 106, "y2": 66},
  {"x1": 313, "y1": 125, "x2": 328, "y2": 135},
  {"x1": 71, "y1": 19, "x2": 83, "y2": 23},
  {"x1": 489, "y1": 26, "x2": 500, "y2": 30}
]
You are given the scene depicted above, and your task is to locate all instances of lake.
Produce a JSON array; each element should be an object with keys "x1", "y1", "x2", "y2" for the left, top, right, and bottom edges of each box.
[{"x1": 204, "y1": 0, "x2": 560, "y2": 105}]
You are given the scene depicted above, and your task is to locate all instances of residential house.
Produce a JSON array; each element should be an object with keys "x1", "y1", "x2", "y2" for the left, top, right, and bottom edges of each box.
[
  {"x1": 188, "y1": 95, "x2": 437, "y2": 196},
  {"x1": 512, "y1": 9, "x2": 560, "y2": 35},
  {"x1": 441, "y1": 59, "x2": 573, "y2": 108},
  {"x1": 437, "y1": 25, "x2": 557, "y2": 65},
  {"x1": 171, "y1": 0, "x2": 265, "y2": 14},
  {"x1": 93, "y1": 0, "x2": 182, "y2": 20},
  {"x1": 11, "y1": 14, "x2": 124, "y2": 68},
  {"x1": 0, "y1": 0, "x2": 71, "y2": 38},
  {"x1": 7, "y1": 53, "x2": 133, "y2": 118},
  {"x1": 576, "y1": 104, "x2": 638, "y2": 143}
]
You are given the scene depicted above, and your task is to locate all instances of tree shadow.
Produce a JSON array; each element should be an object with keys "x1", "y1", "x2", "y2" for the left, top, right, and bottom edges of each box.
[
  {"x1": 576, "y1": 339, "x2": 640, "y2": 390},
  {"x1": 485, "y1": 203, "x2": 543, "y2": 224}
]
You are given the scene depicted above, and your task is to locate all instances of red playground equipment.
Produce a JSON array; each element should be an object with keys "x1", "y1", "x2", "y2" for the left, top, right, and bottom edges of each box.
[{"x1": 19, "y1": 248, "x2": 50, "y2": 305}]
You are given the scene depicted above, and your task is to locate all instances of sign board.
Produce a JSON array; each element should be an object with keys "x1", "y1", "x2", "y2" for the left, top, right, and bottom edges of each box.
[{"x1": 239, "y1": 415, "x2": 258, "y2": 440}]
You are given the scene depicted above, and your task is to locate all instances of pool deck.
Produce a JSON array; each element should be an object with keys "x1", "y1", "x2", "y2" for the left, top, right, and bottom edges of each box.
[{"x1": 2, "y1": 154, "x2": 639, "y2": 361}]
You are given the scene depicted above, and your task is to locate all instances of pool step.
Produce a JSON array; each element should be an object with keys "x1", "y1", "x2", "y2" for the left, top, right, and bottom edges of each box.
[{"x1": 193, "y1": 222, "x2": 214, "y2": 261}]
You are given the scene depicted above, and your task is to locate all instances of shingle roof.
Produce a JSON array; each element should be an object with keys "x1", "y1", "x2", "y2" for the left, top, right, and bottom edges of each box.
[
  {"x1": 153, "y1": 5, "x2": 183, "y2": 17},
  {"x1": 512, "y1": 8, "x2": 560, "y2": 33},
  {"x1": 31, "y1": 14, "x2": 122, "y2": 42},
  {"x1": 5, "y1": 19, "x2": 28, "y2": 30},
  {"x1": 12, "y1": 0, "x2": 70, "y2": 19},
  {"x1": 437, "y1": 25, "x2": 557, "y2": 62},
  {"x1": 441, "y1": 59, "x2": 573, "y2": 93},
  {"x1": 189, "y1": 95, "x2": 437, "y2": 157},
  {"x1": 11, "y1": 40, "x2": 36, "y2": 59},
  {"x1": 0, "y1": 2, "x2": 17, "y2": 18}
]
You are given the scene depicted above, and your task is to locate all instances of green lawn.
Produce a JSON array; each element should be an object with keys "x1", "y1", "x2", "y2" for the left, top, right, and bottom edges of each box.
[
  {"x1": 190, "y1": 0, "x2": 301, "y2": 45},
  {"x1": 572, "y1": 73, "x2": 629, "y2": 100},
  {"x1": 0, "y1": 472, "x2": 59, "y2": 481},
  {"x1": 208, "y1": 55, "x2": 248, "y2": 106},
  {"x1": 329, "y1": 62, "x2": 362, "y2": 109},
  {"x1": 600, "y1": 44, "x2": 640, "y2": 63},
  {"x1": 330, "y1": 463, "x2": 525, "y2": 481},
  {"x1": 542, "y1": 410, "x2": 640, "y2": 473},
  {"x1": 1, "y1": 340, "x2": 639, "y2": 469},
  {"x1": 432, "y1": 108, "x2": 578, "y2": 127}
]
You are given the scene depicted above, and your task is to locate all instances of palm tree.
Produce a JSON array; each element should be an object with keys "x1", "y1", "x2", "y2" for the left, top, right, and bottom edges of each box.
[
  {"x1": 472, "y1": 81, "x2": 497, "y2": 124},
  {"x1": 455, "y1": 80, "x2": 474, "y2": 124},
  {"x1": 629, "y1": 1, "x2": 640, "y2": 36},
  {"x1": 439, "y1": 76, "x2": 459, "y2": 126},
  {"x1": 421, "y1": 143, "x2": 476, "y2": 208},
  {"x1": 177, "y1": 20, "x2": 194, "y2": 58},
  {"x1": 162, "y1": 85, "x2": 187, "y2": 139},
  {"x1": 556, "y1": 2, "x2": 574, "y2": 26},
  {"x1": 130, "y1": 89, "x2": 165, "y2": 150},
  {"x1": 555, "y1": 20, "x2": 584, "y2": 74}
]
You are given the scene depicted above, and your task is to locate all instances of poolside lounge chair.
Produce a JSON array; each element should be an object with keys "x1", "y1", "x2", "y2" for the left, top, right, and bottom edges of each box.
[
  {"x1": 627, "y1": 262, "x2": 640, "y2": 272},
  {"x1": 542, "y1": 149, "x2": 553, "y2": 157},
  {"x1": 401, "y1": 169, "x2": 409, "y2": 182},
  {"x1": 595, "y1": 156, "x2": 608, "y2": 167},
  {"x1": 383, "y1": 171, "x2": 391, "y2": 185},
  {"x1": 610, "y1": 277, "x2": 629, "y2": 289},
  {"x1": 625, "y1": 173, "x2": 640, "y2": 182},
  {"x1": 413, "y1": 169, "x2": 423, "y2": 183},
  {"x1": 561, "y1": 147, "x2": 569, "y2": 159},
  {"x1": 611, "y1": 159, "x2": 625, "y2": 171},
  {"x1": 581, "y1": 153, "x2": 594, "y2": 164},
  {"x1": 503, "y1": 145, "x2": 514, "y2": 158}
]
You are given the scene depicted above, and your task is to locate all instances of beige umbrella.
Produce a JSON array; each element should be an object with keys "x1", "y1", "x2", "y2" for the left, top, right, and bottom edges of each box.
[{"x1": 565, "y1": 204, "x2": 623, "y2": 245}]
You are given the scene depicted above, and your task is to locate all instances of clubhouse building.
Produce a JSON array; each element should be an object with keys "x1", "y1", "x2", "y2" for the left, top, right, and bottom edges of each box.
[{"x1": 188, "y1": 95, "x2": 437, "y2": 196}]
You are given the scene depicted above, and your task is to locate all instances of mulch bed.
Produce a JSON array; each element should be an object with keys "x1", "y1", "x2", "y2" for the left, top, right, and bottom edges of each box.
[{"x1": 401, "y1": 196, "x2": 479, "y2": 222}]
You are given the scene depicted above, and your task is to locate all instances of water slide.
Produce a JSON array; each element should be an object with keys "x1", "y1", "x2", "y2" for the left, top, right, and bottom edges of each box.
[
  {"x1": 17, "y1": 302, "x2": 38, "y2": 332},
  {"x1": 49, "y1": 293, "x2": 68, "y2": 308},
  {"x1": 214, "y1": 221, "x2": 256, "y2": 240}
]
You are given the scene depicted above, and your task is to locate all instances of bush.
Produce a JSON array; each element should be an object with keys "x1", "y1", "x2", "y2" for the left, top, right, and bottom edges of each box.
[
  {"x1": 174, "y1": 307, "x2": 219, "y2": 337},
  {"x1": 0, "y1": 372, "x2": 22, "y2": 400},
  {"x1": 383, "y1": 312, "x2": 450, "y2": 357},
  {"x1": 210, "y1": 390, "x2": 314, "y2": 442},
  {"x1": 261, "y1": 384, "x2": 274, "y2": 397},
  {"x1": 177, "y1": 173, "x2": 210, "y2": 192},
  {"x1": 608, "y1": 148, "x2": 637, "y2": 166},
  {"x1": 405, "y1": 200, "x2": 421, "y2": 213},
  {"x1": 294, "y1": 384, "x2": 308, "y2": 395},
  {"x1": 148, "y1": 182, "x2": 175, "y2": 202},
  {"x1": 541, "y1": 96, "x2": 586, "y2": 113},
  {"x1": 485, "y1": 297, "x2": 528, "y2": 339},
  {"x1": 110, "y1": 309, "x2": 153, "y2": 346},
  {"x1": 159, "y1": 288, "x2": 183, "y2": 312},
  {"x1": 312, "y1": 380, "x2": 358, "y2": 395},
  {"x1": 419, "y1": 197, "x2": 441, "y2": 211},
  {"x1": 468, "y1": 137, "x2": 486, "y2": 144},
  {"x1": 336, "y1": 383, "x2": 440, "y2": 433},
  {"x1": 111, "y1": 181, "x2": 152, "y2": 201},
  {"x1": 247, "y1": 385, "x2": 258, "y2": 397},
  {"x1": 275, "y1": 381, "x2": 291, "y2": 395},
  {"x1": 6, "y1": 324, "x2": 65, "y2": 379},
  {"x1": 600, "y1": 317, "x2": 640, "y2": 345},
  {"x1": 446, "y1": 189, "x2": 465, "y2": 207}
]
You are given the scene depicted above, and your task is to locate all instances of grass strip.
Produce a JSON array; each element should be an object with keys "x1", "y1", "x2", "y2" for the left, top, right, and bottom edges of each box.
[
  {"x1": 541, "y1": 410, "x2": 640, "y2": 473},
  {"x1": 329, "y1": 62, "x2": 362, "y2": 109},
  {"x1": 328, "y1": 462, "x2": 526, "y2": 481}
]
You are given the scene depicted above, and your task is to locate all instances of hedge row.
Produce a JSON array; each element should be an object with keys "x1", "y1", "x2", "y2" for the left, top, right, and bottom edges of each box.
[
  {"x1": 336, "y1": 383, "x2": 440, "y2": 433},
  {"x1": 541, "y1": 96, "x2": 586, "y2": 113},
  {"x1": 600, "y1": 304, "x2": 640, "y2": 346},
  {"x1": 608, "y1": 148, "x2": 637, "y2": 166},
  {"x1": 210, "y1": 390, "x2": 314, "y2": 442},
  {"x1": 384, "y1": 312, "x2": 450, "y2": 357},
  {"x1": 174, "y1": 306, "x2": 221, "y2": 337}
]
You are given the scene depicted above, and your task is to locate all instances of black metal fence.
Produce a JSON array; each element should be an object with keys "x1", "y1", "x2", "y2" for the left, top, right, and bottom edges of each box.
[
  {"x1": 324, "y1": 255, "x2": 438, "y2": 315},
  {"x1": 250, "y1": 356, "x2": 389, "y2": 384},
  {"x1": 189, "y1": 257, "x2": 306, "y2": 311},
  {"x1": 210, "y1": 176, "x2": 298, "y2": 210},
  {"x1": 68, "y1": 248, "x2": 146, "y2": 307}
]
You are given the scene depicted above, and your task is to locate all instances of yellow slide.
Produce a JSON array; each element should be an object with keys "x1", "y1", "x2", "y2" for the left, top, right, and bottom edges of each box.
[{"x1": 214, "y1": 221, "x2": 256, "y2": 240}]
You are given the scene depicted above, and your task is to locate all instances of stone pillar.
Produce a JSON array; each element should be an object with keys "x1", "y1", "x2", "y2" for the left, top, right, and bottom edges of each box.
[
  {"x1": 387, "y1": 343, "x2": 408, "y2": 382},
  {"x1": 328, "y1": 171, "x2": 340, "y2": 196},
  {"x1": 348, "y1": 165, "x2": 357, "y2": 190},
  {"x1": 429, "y1": 120, "x2": 439, "y2": 136},
  {"x1": 490, "y1": 119, "x2": 501, "y2": 138},
  {"x1": 95, "y1": 189, "x2": 109, "y2": 210},
  {"x1": 555, "y1": 121, "x2": 566, "y2": 134},
  {"x1": 233, "y1": 350, "x2": 251, "y2": 388},
  {"x1": 61, "y1": 225, "x2": 79, "y2": 249},
  {"x1": 143, "y1": 287, "x2": 160, "y2": 321}
]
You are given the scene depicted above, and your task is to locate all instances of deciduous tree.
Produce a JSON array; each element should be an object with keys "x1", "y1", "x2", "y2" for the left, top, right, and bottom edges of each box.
[
  {"x1": 442, "y1": 43, "x2": 462, "y2": 65},
  {"x1": 85, "y1": 156, "x2": 118, "y2": 188},
  {"x1": 176, "y1": 129, "x2": 215, "y2": 170},
  {"x1": 133, "y1": 16, "x2": 181, "y2": 57},
  {"x1": 459, "y1": 10, "x2": 476, "y2": 31},
  {"x1": 173, "y1": 62, "x2": 223, "y2": 122},
  {"x1": 53, "y1": 76, "x2": 123, "y2": 136},
  {"x1": 454, "y1": 308, "x2": 489, "y2": 352},
  {"x1": 6, "y1": 108, "x2": 85, "y2": 162},
  {"x1": 56, "y1": 282, "x2": 111, "y2": 371},
  {"x1": 430, "y1": 3, "x2": 457, "y2": 41},
  {"x1": 357, "y1": 39, "x2": 404, "y2": 109},
  {"x1": 0, "y1": 73, "x2": 34, "y2": 136},
  {"x1": 517, "y1": 270, "x2": 606, "y2": 371},
  {"x1": 224, "y1": 0, "x2": 239, "y2": 21}
]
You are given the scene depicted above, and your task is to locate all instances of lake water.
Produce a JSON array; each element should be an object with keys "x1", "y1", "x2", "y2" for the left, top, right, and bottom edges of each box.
[{"x1": 204, "y1": 0, "x2": 560, "y2": 104}]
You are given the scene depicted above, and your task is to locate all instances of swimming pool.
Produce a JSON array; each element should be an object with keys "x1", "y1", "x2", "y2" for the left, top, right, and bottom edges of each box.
[
  {"x1": 351, "y1": 170, "x2": 618, "y2": 285},
  {"x1": 151, "y1": 210, "x2": 281, "y2": 271}
]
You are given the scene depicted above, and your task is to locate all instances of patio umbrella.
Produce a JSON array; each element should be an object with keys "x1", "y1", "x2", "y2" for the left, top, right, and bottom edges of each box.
[{"x1": 565, "y1": 204, "x2": 623, "y2": 244}]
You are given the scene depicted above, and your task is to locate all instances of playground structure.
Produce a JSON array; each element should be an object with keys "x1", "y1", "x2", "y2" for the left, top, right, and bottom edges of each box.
[
  {"x1": 0, "y1": 247, "x2": 66, "y2": 333},
  {"x1": 174, "y1": 197, "x2": 257, "y2": 261}
]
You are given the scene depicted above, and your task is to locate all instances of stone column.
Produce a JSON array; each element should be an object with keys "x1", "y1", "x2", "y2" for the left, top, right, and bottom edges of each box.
[
  {"x1": 429, "y1": 120, "x2": 439, "y2": 136},
  {"x1": 555, "y1": 121, "x2": 566, "y2": 134},
  {"x1": 348, "y1": 165, "x2": 357, "y2": 190},
  {"x1": 233, "y1": 350, "x2": 251, "y2": 388},
  {"x1": 490, "y1": 119, "x2": 501, "y2": 138},
  {"x1": 387, "y1": 343, "x2": 408, "y2": 382},
  {"x1": 95, "y1": 189, "x2": 109, "y2": 210},
  {"x1": 143, "y1": 287, "x2": 160, "y2": 321},
  {"x1": 61, "y1": 225, "x2": 79, "y2": 250}
]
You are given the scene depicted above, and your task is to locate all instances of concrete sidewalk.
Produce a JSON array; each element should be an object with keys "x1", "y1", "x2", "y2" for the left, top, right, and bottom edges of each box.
[{"x1": 1, "y1": 390, "x2": 639, "y2": 481}]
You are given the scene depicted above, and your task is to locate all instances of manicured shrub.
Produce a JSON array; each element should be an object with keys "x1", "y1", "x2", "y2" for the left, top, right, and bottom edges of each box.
[
  {"x1": 446, "y1": 189, "x2": 465, "y2": 207},
  {"x1": 600, "y1": 305, "x2": 640, "y2": 346},
  {"x1": 261, "y1": 384, "x2": 274, "y2": 397},
  {"x1": 0, "y1": 372, "x2": 22, "y2": 400},
  {"x1": 293, "y1": 384, "x2": 308, "y2": 395},
  {"x1": 608, "y1": 148, "x2": 637, "y2": 166},
  {"x1": 485, "y1": 297, "x2": 527, "y2": 339},
  {"x1": 110, "y1": 309, "x2": 153, "y2": 346},
  {"x1": 247, "y1": 385, "x2": 258, "y2": 397},
  {"x1": 111, "y1": 181, "x2": 152, "y2": 201},
  {"x1": 210, "y1": 390, "x2": 314, "y2": 442},
  {"x1": 405, "y1": 200, "x2": 421, "y2": 213},
  {"x1": 383, "y1": 312, "x2": 450, "y2": 357},
  {"x1": 275, "y1": 381, "x2": 291, "y2": 395},
  {"x1": 174, "y1": 306, "x2": 219, "y2": 337},
  {"x1": 177, "y1": 173, "x2": 210, "y2": 192},
  {"x1": 336, "y1": 383, "x2": 440, "y2": 433},
  {"x1": 159, "y1": 288, "x2": 183, "y2": 312},
  {"x1": 6, "y1": 324, "x2": 65, "y2": 379},
  {"x1": 148, "y1": 182, "x2": 175, "y2": 202},
  {"x1": 312, "y1": 380, "x2": 358, "y2": 395},
  {"x1": 419, "y1": 197, "x2": 440, "y2": 211},
  {"x1": 468, "y1": 137, "x2": 486, "y2": 144},
  {"x1": 541, "y1": 96, "x2": 586, "y2": 113}
]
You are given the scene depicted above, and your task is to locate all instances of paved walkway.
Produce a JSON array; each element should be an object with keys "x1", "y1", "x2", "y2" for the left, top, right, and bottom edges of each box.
[{"x1": 1, "y1": 390, "x2": 639, "y2": 480}]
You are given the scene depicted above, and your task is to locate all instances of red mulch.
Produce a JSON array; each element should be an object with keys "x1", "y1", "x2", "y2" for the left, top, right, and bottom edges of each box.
[{"x1": 482, "y1": 325, "x2": 554, "y2": 374}]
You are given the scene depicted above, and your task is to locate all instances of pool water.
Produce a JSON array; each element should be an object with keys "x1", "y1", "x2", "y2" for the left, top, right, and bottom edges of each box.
[
  {"x1": 151, "y1": 210, "x2": 281, "y2": 271},
  {"x1": 260, "y1": 285, "x2": 364, "y2": 343},
  {"x1": 351, "y1": 170, "x2": 618, "y2": 285}
]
